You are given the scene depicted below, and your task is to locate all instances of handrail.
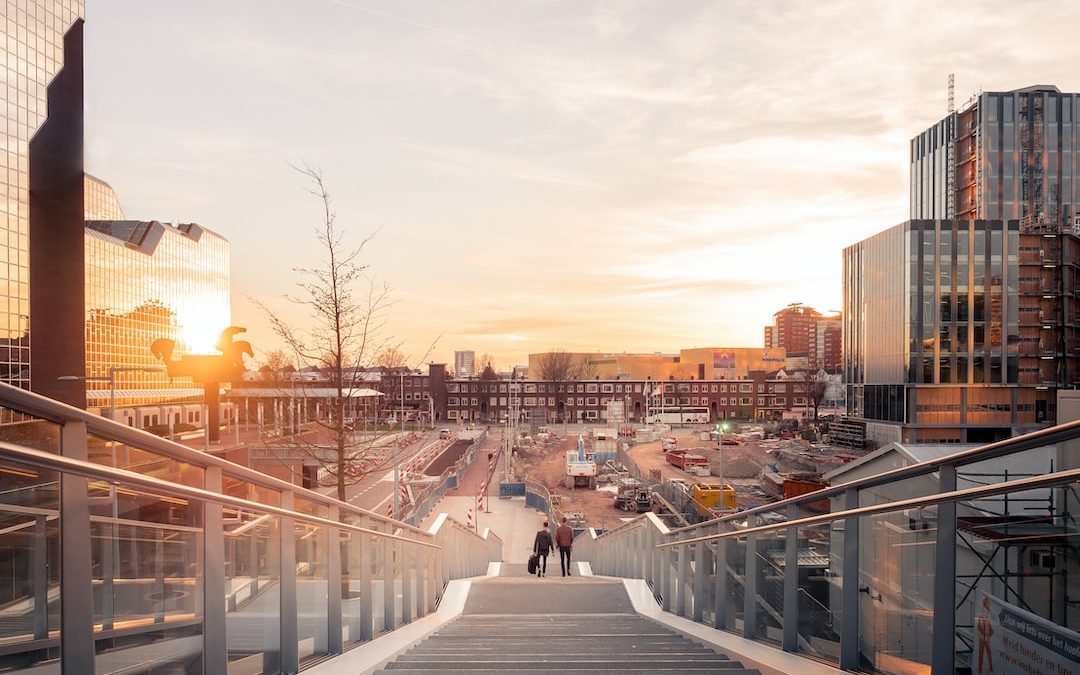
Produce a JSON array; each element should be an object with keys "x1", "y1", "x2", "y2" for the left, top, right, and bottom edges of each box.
[
  {"x1": 667, "y1": 417, "x2": 1080, "y2": 533},
  {"x1": 0, "y1": 440, "x2": 441, "y2": 548},
  {"x1": 656, "y1": 465, "x2": 1080, "y2": 548},
  {"x1": 0, "y1": 381, "x2": 433, "y2": 537}
]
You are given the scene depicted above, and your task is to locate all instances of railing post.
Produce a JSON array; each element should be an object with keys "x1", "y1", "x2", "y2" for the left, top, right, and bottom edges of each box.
[
  {"x1": 327, "y1": 504, "x2": 343, "y2": 654},
  {"x1": 32, "y1": 515, "x2": 48, "y2": 640},
  {"x1": 60, "y1": 420, "x2": 94, "y2": 672},
  {"x1": 358, "y1": 516, "x2": 373, "y2": 642},
  {"x1": 677, "y1": 531, "x2": 690, "y2": 617},
  {"x1": 650, "y1": 525, "x2": 661, "y2": 594},
  {"x1": 417, "y1": 545, "x2": 428, "y2": 617},
  {"x1": 783, "y1": 504, "x2": 799, "y2": 652},
  {"x1": 693, "y1": 537, "x2": 705, "y2": 622},
  {"x1": 714, "y1": 521, "x2": 728, "y2": 630},
  {"x1": 203, "y1": 466, "x2": 227, "y2": 673},
  {"x1": 840, "y1": 486, "x2": 860, "y2": 671},
  {"x1": 154, "y1": 529, "x2": 166, "y2": 623},
  {"x1": 660, "y1": 532, "x2": 673, "y2": 612},
  {"x1": 279, "y1": 490, "x2": 299, "y2": 674},
  {"x1": 382, "y1": 537, "x2": 395, "y2": 631},
  {"x1": 401, "y1": 541, "x2": 413, "y2": 624},
  {"x1": 743, "y1": 525, "x2": 758, "y2": 640},
  {"x1": 932, "y1": 464, "x2": 958, "y2": 674}
]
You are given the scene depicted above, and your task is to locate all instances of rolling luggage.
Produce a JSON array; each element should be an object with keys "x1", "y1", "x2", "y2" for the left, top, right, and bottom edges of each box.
[{"x1": 528, "y1": 553, "x2": 538, "y2": 575}]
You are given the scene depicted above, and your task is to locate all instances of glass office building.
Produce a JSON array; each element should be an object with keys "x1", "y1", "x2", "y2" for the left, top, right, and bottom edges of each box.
[
  {"x1": 845, "y1": 219, "x2": 1076, "y2": 444},
  {"x1": 85, "y1": 218, "x2": 231, "y2": 410},
  {"x1": 1, "y1": 1, "x2": 85, "y2": 404},
  {"x1": 912, "y1": 84, "x2": 1080, "y2": 233}
]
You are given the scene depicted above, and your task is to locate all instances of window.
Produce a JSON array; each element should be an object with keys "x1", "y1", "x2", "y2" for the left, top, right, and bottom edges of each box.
[
  {"x1": 757, "y1": 397, "x2": 765, "y2": 405},
  {"x1": 691, "y1": 385, "x2": 699, "y2": 393},
  {"x1": 720, "y1": 398, "x2": 727, "y2": 406},
  {"x1": 448, "y1": 383, "x2": 459, "y2": 393},
  {"x1": 586, "y1": 397, "x2": 598, "y2": 406},
  {"x1": 577, "y1": 397, "x2": 584, "y2": 405},
  {"x1": 448, "y1": 397, "x2": 459, "y2": 406},
  {"x1": 634, "y1": 385, "x2": 642, "y2": 393},
  {"x1": 499, "y1": 397, "x2": 507, "y2": 406},
  {"x1": 757, "y1": 384, "x2": 764, "y2": 393},
  {"x1": 524, "y1": 397, "x2": 536, "y2": 406},
  {"x1": 448, "y1": 410, "x2": 459, "y2": 419},
  {"x1": 740, "y1": 384, "x2": 752, "y2": 393},
  {"x1": 740, "y1": 397, "x2": 751, "y2": 405},
  {"x1": 548, "y1": 397, "x2": 555, "y2": 406},
  {"x1": 525, "y1": 384, "x2": 536, "y2": 393},
  {"x1": 794, "y1": 397, "x2": 806, "y2": 405},
  {"x1": 601, "y1": 384, "x2": 613, "y2": 393},
  {"x1": 584, "y1": 410, "x2": 598, "y2": 420},
  {"x1": 586, "y1": 384, "x2": 598, "y2": 393},
  {"x1": 471, "y1": 398, "x2": 478, "y2": 406},
  {"x1": 490, "y1": 397, "x2": 498, "y2": 406}
]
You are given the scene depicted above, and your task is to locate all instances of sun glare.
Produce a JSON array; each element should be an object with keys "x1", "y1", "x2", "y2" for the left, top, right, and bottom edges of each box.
[{"x1": 177, "y1": 306, "x2": 230, "y2": 354}]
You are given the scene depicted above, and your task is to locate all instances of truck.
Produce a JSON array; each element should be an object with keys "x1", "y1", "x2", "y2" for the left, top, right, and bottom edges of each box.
[
  {"x1": 689, "y1": 482, "x2": 736, "y2": 517},
  {"x1": 661, "y1": 436, "x2": 678, "y2": 452},
  {"x1": 665, "y1": 449, "x2": 709, "y2": 475},
  {"x1": 565, "y1": 450, "x2": 597, "y2": 489}
]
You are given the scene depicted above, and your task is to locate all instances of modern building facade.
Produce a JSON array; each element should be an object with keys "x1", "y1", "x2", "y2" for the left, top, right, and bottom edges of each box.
[
  {"x1": 526, "y1": 348, "x2": 787, "y2": 382},
  {"x1": 844, "y1": 218, "x2": 1078, "y2": 444},
  {"x1": 912, "y1": 84, "x2": 1080, "y2": 234},
  {"x1": 454, "y1": 350, "x2": 475, "y2": 377},
  {"x1": 2, "y1": 1, "x2": 86, "y2": 405},
  {"x1": 85, "y1": 216, "x2": 231, "y2": 413},
  {"x1": 764, "y1": 304, "x2": 841, "y2": 372}
]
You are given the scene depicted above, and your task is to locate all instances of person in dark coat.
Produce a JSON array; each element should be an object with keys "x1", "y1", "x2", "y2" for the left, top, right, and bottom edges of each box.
[
  {"x1": 555, "y1": 516, "x2": 574, "y2": 576},
  {"x1": 532, "y1": 521, "x2": 553, "y2": 577}
]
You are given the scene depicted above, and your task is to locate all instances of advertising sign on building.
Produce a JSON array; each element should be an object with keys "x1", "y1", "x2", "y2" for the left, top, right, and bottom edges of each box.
[{"x1": 973, "y1": 591, "x2": 1080, "y2": 675}]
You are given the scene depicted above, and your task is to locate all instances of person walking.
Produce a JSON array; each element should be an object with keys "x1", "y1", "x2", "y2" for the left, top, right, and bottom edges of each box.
[
  {"x1": 556, "y1": 516, "x2": 574, "y2": 577},
  {"x1": 533, "y1": 521, "x2": 553, "y2": 577}
]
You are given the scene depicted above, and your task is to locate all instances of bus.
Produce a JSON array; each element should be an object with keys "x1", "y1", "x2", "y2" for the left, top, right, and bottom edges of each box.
[{"x1": 644, "y1": 407, "x2": 709, "y2": 425}]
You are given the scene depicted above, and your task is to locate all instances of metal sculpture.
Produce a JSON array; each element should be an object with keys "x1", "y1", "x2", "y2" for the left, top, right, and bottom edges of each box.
[{"x1": 151, "y1": 326, "x2": 253, "y2": 443}]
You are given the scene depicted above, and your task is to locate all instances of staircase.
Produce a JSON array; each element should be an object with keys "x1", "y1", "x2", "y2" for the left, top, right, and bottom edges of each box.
[{"x1": 374, "y1": 564, "x2": 759, "y2": 674}]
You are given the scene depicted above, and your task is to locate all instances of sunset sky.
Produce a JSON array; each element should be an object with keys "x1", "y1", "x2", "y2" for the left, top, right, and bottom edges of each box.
[{"x1": 83, "y1": 0, "x2": 1080, "y2": 369}]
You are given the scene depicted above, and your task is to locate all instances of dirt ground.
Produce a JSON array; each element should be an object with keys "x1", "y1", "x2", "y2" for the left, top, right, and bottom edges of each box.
[{"x1": 514, "y1": 430, "x2": 777, "y2": 529}]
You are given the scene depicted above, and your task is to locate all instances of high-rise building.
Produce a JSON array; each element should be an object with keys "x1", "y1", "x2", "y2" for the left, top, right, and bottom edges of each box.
[
  {"x1": 844, "y1": 219, "x2": 1078, "y2": 444},
  {"x1": 454, "y1": 350, "x2": 475, "y2": 377},
  {"x1": 911, "y1": 84, "x2": 1080, "y2": 234},
  {"x1": 764, "y1": 304, "x2": 841, "y2": 372},
  {"x1": 2, "y1": 1, "x2": 85, "y2": 405}
]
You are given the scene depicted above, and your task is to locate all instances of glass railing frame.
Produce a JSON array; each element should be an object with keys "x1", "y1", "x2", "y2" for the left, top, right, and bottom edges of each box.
[{"x1": 579, "y1": 418, "x2": 1080, "y2": 674}]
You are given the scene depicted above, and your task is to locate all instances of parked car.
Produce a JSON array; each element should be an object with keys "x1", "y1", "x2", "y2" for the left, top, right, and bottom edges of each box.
[{"x1": 439, "y1": 428, "x2": 451, "y2": 439}]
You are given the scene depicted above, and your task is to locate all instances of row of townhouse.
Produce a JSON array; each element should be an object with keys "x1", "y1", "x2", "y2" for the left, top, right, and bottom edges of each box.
[{"x1": 368, "y1": 365, "x2": 823, "y2": 424}]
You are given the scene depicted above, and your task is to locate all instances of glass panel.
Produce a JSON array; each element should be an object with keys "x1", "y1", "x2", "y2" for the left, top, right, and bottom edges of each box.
[
  {"x1": 0, "y1": 459, "x2": 61, "y2": 672},
  {"x1": 753, "y1": 529, "x2": 783, "y2": 646},
  {"x1": 88, "y1": 432, "x2": 204, "y2": 487},
  {"x1": 952, "y1": 477, "x2": 1079, "y2": 672},
  {"x1": 797, "y1": 522, "x2": 840, "y2": 666},
  {"x1": 296, "y1": 520, "x2": 328, "y2": 664},
  {"x1": 723, "y1": 534, "x2": 746, "y2": 636},
  {"x1": 91, "y1": 484, "x2": 203, "y2": 673},
  {"x1": 859, "y1": 507, "x2": 937, "y2": 673},
  {"x1": 224, "y1": 510, "x2": 280, "y2": 674}
]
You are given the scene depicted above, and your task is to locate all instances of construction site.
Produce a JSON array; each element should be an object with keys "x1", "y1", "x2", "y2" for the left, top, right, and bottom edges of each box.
[{"x1": 510, "y1": 419, "x2": 860, "y2": 533}]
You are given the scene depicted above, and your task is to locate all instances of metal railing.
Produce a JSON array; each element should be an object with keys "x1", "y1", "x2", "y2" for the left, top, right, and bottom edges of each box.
[
  {"x1": 576, "y1": 418, "x2": 1080, "y2": 674},
  {"x1": 0, "y1": 382, "x2": 499, "y2": 674}
]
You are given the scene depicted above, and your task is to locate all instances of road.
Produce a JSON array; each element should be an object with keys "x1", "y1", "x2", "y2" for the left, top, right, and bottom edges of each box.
[{"x1": 340, "y1": 430, "x2": 441, "y2": 513}]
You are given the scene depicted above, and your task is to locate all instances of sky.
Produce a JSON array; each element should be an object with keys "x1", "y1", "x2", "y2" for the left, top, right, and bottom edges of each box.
[{"x1": 83, "y1": 0, "x2": 1080, "y2": 370}]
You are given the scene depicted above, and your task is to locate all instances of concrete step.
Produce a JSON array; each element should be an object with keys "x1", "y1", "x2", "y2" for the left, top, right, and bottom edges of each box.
[
  {"x1": 395, "y1": 653, "x2": 730, "y2": 662},
  {"x1": 381, "y1": 660, "x2": 751, "y2": 670},
  {"x1": 376, "y1": 670, "x2": 760, "y2": 675}
]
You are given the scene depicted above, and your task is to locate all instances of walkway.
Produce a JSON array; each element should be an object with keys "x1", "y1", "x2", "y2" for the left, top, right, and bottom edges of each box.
[{"x1": 373, "y1": 564, "x2": 760, "y2": 673}]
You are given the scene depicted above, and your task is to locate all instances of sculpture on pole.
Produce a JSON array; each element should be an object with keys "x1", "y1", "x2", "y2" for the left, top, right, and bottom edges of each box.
[{"x1": 151, "y1": 326, "x2": 253, "y2": 443}]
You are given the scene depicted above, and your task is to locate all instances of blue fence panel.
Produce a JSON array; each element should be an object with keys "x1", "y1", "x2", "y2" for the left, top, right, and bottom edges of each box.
[
  {"x1": 500, "y1": 482, "x2": 526, "y2": 498},
  {"x1": 525, "y1": 491, "x2": 549, "y2": 513}
]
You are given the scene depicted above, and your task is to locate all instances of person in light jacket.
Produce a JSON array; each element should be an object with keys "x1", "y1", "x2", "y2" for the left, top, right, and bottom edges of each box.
[{"x1": 556, "y1": 516, "x2": 574, "y2": 577}]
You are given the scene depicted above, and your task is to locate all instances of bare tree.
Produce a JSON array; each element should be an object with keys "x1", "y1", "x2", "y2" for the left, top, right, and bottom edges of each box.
[
  {"x1": 477, "y1": 352, "x2": 498, "y2": 374},
  {"x1": 793, "y1": 368, "x2": 831, "y2": 423},
  {"x1": 260, "y1": 348, "x2": 294, "y2": 379},
  {"x1": 575, "y1": 357, "x2": 599, "y2": 380},
  {"x1": 376, "y1": 346, "x2": 407, "y2": 370},
  {"x1": 536, "y1": 349, "x2": 578, "y2": 423},
  {"x1": 256, "y1": 164, "x2": 396, "y2": 501}
]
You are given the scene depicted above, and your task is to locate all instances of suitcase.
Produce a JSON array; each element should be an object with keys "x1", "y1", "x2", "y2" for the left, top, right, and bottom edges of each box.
[{"x1": 527, "y1": 553, "x2": 538, "y2": 575}]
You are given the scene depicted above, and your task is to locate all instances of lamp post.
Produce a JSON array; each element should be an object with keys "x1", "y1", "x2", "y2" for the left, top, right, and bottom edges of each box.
[
  {"x1": 58, "y1": 366, "x2": 165, "y2": 421},
  {"x1": 715, "y1": 421, "x2": 730, "y2": 507}
]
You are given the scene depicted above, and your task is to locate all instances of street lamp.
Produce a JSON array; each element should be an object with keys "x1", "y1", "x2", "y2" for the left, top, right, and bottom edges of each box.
[
  {"x1": 58, "y1": 366, "x2": 165, "y2": 421},
  {"x1": 715, "y1": 421, "x2": 730, "y2": 508}
]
